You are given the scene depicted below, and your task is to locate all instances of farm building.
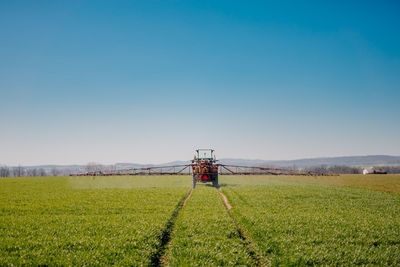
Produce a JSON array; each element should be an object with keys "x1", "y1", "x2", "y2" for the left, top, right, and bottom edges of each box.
[{"x1": 362, "y1": 167, "x2": 387, "y2": 175}]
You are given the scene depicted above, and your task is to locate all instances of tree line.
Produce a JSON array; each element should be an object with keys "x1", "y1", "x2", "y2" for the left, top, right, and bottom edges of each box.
[
  {"x1": 304, "y1": 165, "x2": 400, "y2": 174},
  {"x1": 1, "y1": 164, "x2": 400, "y2": 177},
  {"x1": 0, "y1": 165, "x2": 60, "y2": 177},
  {"x1": 0, "y1": 162, "x2": 115, "y2": 177}
]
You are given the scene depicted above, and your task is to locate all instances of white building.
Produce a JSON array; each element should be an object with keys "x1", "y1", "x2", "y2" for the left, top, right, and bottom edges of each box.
[
  {"x1": 362, "y1": 167, "x2": 374, "y2": 175},
  {"x1": 363, "y1": 167, "x2": 387, "y2": 175}
]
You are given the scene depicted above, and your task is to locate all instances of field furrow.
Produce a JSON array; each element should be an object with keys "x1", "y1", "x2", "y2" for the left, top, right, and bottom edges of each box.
[
  {"x1": 150, "y1": 189, "x2": 194, "y2": 266},
  {"x1": 165, "y1": 185, "x2": 256, "y2": 266}
]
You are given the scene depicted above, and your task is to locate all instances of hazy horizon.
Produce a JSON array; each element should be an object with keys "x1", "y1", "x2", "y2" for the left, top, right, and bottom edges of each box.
[
  {"x1": 2, "y1": 154, "x2": 400, "y2": 167},
  {"x1": 1, "y1": 1, "x2": 399, "y2": 166}
]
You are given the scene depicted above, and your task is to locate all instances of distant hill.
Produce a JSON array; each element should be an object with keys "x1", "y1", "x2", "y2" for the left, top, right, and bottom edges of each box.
[
  {"x1": 220, "y1": 155, "x2": 400, "y2": 168},
  {"x1": 265, "y1": 155, "x2": 400, "y2": 168}
]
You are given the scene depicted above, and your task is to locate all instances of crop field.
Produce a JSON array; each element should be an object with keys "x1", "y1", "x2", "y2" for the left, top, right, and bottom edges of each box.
[
  {"x1": 222, "y1": 176, "x2": 400, "y2": 265},
  {"x1": 1, "y1": 174, "x2": 400, "y2": 265},
  {"x1": 264, "y1": 174, "x2": 400, "y2": 194},
  {"x1": 165, "y1": 187, "x2": 256, "y2": 266},
  {"x1": 0, "y1": 176, "x2": 190, "y2": 265}
]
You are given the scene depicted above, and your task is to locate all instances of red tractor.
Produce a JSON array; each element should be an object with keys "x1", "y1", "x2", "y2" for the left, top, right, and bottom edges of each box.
[{"x1": 191, "y1": 149, "x2": 218, "y2": 188}]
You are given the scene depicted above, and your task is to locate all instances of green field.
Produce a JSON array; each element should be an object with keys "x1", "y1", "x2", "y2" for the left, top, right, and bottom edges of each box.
[
  {"x1": 265, "y1": 174, "x2": 400, "y2": 194},
  {"x1": 1, "y1": 175, "x2": 399, "y2": 265},
  {"x1": 222, "y1": 176, "x2": 400, "y2": 265},
  {"x1": 0, "y1": 176, "x2": 190, "y2": 265},
  {"x1": 165, "y1": 187, "x2": 256, "y2": 266}
]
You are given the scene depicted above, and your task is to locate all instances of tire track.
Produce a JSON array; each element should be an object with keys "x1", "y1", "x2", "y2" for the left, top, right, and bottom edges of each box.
[
  {"x1": 218, "y1": 188, "x2": 267, "y2": 267},
  {"x1": 150, "y1": 188, "x2": 193, "y2": 266},
  {"x1": 218, "y1": 189, "x2": 232, "y2": 210}
]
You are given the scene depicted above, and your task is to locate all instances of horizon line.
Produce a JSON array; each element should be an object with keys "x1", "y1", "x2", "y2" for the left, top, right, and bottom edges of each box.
[{"x1": 2, "y1": 154, "x2": 400, "y2": 167}]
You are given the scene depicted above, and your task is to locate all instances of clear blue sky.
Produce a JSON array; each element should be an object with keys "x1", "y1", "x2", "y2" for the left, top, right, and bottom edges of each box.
[{"x1": 1, "y1": 1, "x2": 399, "y2": 165}]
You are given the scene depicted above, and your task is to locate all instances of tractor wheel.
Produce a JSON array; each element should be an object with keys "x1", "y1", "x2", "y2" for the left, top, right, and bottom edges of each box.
[
  {"x1": 192, "y1": 175, "x2": 196, "y2": 189},
  {"x1": 212, "y1": 175, "x2": 219, "y2": 187}
]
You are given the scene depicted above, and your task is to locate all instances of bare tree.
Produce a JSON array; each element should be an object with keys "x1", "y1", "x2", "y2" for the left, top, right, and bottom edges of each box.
[
  {"x1": 14, "y1": 165, "x2": 24, "y2": 177},
  {"x1": 0, "y1": 166, "x2": 10, "y2": 177},
  {"x1": 11, "y1": 167, "x2": 17, "y2": 177},
  {"x1": 86, "y1": 162, "x2": 104, "y2": 173},
  {"x1": 39, "y1": 168, "x2": 47, "y2": 176},
  {"x1": 305, "y1": 165, "x2": 361, "y2": 174},
  {"x1": 51, "y1": 167, "x2": 59, "y2": 176},
  {"x1": 108, "y1": 164, "x2": 117, "y2": 173}
]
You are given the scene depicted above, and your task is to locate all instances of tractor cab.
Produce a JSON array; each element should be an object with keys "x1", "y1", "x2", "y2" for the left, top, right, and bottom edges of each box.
[
  {"x1": 194, "y1": 149, "x2": 216, "y2": 162},
  {"x1": 192, "y1": 149, "x2": 218, "y2": 188}
]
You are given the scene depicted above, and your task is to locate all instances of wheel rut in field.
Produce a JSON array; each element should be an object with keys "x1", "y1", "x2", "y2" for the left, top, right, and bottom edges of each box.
[
  {"x1": 218, "y1": 189, "x2": 232, "y2": 210},
  {"x1": 218, "y1": 189, "x2": 265, "y2": 266},
  {"x1": 150, "y1": 188, "x2": 193, "y2": 266}
]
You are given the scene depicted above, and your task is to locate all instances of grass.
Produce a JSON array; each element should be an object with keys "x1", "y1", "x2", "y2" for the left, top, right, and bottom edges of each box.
[
  {"x1": 1, "y1": 174, "x2": 399, "y2": 265},
  {"x1": 0, "y1": 176, "x2": 190, "y2": 265},
  {"x1": 221, "y1": 175, "x2": 400, "y2": 265},
  {"x1": 266, "y1": 174, "x2": 400, "y2": 194},
  {"x1": 164, "y1": 185, "x2": 256, "y2": 266}
]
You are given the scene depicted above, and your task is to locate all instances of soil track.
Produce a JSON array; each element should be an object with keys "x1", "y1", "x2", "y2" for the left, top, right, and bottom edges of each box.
[
  {"x1": 218, "y1": 188, "x2": 265, "y2": 266},
  {"x1": 218, "y1": 190, "x2": 232, "y2": 210},
  {"x1": 182, "y1": 188, "x2": 194, "y2": 207},
  {"x1": 150, "y1": 189, "x2": 193, "y2": 266}
]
